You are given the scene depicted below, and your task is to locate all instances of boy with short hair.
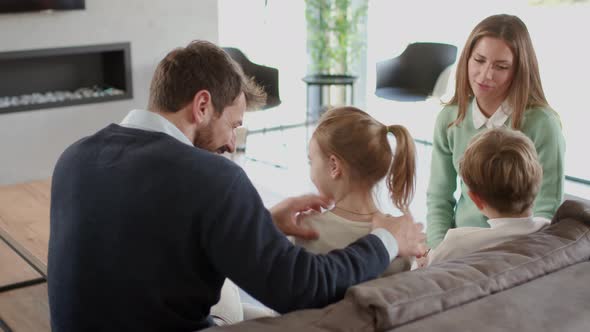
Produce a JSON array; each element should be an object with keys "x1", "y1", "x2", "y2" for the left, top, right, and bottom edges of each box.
[{"x1": 425, "y1": 127, "x2": 549, "y2": 265}]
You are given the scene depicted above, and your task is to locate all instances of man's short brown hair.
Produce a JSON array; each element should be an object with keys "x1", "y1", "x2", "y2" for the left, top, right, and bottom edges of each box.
[
  {"x1": 459, "y1": 128, "x2": 543, "y2": 215},
  {"x1": 148, "y1": 40, "x2": 266, "y2": 114}
]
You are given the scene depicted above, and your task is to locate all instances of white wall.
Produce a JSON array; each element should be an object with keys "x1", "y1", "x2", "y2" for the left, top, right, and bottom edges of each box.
[
  {"x1": 0, "y1": 0, "x2": 218, "y2": 185},
  {"x1": 218, "y1": 0, "x2": 308, "y2": 128}
]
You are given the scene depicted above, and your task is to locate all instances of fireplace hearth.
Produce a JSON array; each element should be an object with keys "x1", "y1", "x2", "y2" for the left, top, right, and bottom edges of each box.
[{"x1": 0, "y1": 43, "x2": 132, "y2": 114}]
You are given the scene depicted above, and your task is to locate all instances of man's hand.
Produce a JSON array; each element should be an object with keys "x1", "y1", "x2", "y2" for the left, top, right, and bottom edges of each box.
[
  {"x1": 372, "y1": 212, "x2": 427, "y2": 258},
  {"x1": 270, "y1": 194, "x2": 332, "y2": 240}
]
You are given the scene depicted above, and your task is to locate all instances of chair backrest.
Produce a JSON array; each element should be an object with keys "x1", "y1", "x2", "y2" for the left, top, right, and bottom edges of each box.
[
  {"x1": 376, "y1": 42, "x2": 457, "y2": 101},
  {"x1": 222, "y1": 47, "x2": 281, "y2": 109}
]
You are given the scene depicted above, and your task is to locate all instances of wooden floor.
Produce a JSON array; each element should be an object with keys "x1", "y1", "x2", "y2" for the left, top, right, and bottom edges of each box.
[
  {"x1": 0, "y1": 180, "x2": 51, "y2": 332},
  {"x1": 0, "y1": 284, "x2": 49, "y2": 332},
  {"x1": 0, "y1": 240, "x2": 41, "y2": 290}
]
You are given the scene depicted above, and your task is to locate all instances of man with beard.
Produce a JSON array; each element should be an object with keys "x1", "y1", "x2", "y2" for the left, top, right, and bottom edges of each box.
[{"x1": 48, "y1": 40, "x2": 426, "y2": 332}]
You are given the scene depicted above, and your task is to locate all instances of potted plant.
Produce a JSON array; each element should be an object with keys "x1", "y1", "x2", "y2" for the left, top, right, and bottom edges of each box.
[{"x1": 304, "y1": 0, "x2": 368, "y2": 121}]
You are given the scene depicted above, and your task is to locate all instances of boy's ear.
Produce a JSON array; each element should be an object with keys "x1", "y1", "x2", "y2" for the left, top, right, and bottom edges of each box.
[
  {"x1": 328, "y1": 155, "x2": 342, "y2": 179},
  {"x1": 191, "y1": 90, "x2": 213, "y2": 125},
  {"x1": 468, "y1": 190, "x2": 486, "y2": 211}
]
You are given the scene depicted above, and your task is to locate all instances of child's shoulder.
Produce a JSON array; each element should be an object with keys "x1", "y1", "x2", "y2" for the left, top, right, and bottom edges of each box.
[
  {"x1": 296, "y1": 210, "x2": 336, "y2": 228},
  {"x1": 443, "y1": 226, "x2": 491, "y2": 241},
  {"x1": 299, "y1": 210, "x2": 372, "y2": 228},
  {"x1": 298, "y1": 210, "x2": 331, "y2": 221}
]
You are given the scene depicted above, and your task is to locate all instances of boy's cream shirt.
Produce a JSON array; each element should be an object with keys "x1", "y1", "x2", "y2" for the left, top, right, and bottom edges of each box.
[{"x1": 427, "y1": 216, "x2": 550, "y2": 265}]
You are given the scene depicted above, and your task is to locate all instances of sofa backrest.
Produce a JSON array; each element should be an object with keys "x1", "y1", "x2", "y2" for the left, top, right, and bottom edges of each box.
[
  {"x1": 392, "y1": 261, "x2": 590, "y2": 332},
  {"x1": 347, "y1": 200, "x2": 590, "y2": 330},
  {"x1": 207, "y1": 200, "x2": 590, "y2": 331}
]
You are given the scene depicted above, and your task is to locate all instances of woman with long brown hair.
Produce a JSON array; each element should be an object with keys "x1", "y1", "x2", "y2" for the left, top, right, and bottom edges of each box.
[{"x1": 426, "y1": 14, "x2": 565, "y2": 249}]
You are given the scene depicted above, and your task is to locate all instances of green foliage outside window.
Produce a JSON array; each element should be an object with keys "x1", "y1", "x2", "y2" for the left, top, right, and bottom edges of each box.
[{"x1": 305, "y1": 0, "x2": 368, "y2": 75}]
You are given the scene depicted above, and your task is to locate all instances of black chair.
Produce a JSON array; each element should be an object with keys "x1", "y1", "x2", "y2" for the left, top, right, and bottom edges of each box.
[
  {"x1": 375, "y1": 42, "x2": 457, "y2": 102},
  {"x1": 222, "y1": 47, "x2": 281, "y2": 109}
]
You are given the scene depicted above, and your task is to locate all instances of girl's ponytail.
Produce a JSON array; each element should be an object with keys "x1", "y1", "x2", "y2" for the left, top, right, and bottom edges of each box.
[{"x1": 386, "y1": 125, "x2": 416, "y2": 212}]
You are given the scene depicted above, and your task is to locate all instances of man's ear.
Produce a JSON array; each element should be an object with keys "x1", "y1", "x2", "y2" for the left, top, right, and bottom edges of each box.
[
  {"x1": 468, "y1": 190, "x2": 486, "y2": 211},
  {"x1": 328, "y1": 155, "x2": 343, "y2": 179},
  {"x1": 191, "y1": 90, "x2": 213, "y2": 125}
]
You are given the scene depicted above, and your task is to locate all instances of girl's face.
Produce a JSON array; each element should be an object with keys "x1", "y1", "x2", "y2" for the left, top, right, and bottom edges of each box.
[
  {"x1": 468, "y1": 36, "x2": 515, "y2": 110},
  {"x1": 308, "y1": 138, "x2": 335, "y2": 199}
]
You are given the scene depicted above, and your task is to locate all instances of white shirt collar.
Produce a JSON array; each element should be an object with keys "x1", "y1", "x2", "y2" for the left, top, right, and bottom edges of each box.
[
  {"x1": 472, "y1": 99, "x2": 513, "y2": 129},
  {"x1": 486, "y1": 216, "x2": 548, "y2": 228},
  {"x1": 120, "y1": 109, "x2": 193, "y2": 147}
]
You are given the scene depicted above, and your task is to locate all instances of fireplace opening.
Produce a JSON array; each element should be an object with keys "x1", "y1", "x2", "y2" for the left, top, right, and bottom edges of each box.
[{"x1": 0, "y1": 42, "x2": 132, "y2": 114}]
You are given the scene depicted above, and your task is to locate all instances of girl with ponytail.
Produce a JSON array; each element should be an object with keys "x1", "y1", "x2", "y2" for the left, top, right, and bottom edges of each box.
[{"x1": 295, "y1": 106, "x2": 417, "y2": 274}]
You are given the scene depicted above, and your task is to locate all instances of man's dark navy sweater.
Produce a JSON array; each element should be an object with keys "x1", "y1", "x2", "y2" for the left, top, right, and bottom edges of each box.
[{"x1": 48, "y1": 124, "x2": 389, "y2": 331}]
